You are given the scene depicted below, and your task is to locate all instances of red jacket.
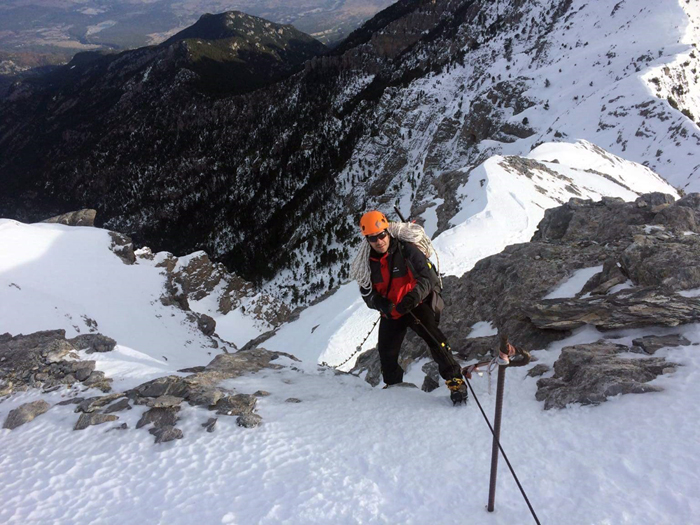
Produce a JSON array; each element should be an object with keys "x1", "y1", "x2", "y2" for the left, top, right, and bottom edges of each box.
[{"x1": 361, "y1": 237, "x2": 440, "y2": 318}]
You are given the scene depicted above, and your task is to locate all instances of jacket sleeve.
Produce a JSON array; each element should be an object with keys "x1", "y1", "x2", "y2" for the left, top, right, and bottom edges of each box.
[
  {"x1": 394, "y1": 243, "x2": 437, "y2": 316},
  {"x1": 361, "y1": 286, "x2": 381, "y2": 311}
]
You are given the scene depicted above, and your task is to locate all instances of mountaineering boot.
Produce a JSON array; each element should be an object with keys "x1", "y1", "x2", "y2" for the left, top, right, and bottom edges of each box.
[{"x1": 445, "y1": 377, "x2": 468, "y2": 405}]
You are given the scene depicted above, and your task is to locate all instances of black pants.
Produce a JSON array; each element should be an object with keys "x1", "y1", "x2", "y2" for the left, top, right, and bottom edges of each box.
[{"x1": 377, "y1": 302, "x2": 462, "y2": 385}]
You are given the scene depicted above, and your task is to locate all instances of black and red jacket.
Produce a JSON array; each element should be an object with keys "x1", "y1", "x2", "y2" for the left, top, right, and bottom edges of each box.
[{"x1": 361, "y1": 237, "x2": 440, "y2": 319}]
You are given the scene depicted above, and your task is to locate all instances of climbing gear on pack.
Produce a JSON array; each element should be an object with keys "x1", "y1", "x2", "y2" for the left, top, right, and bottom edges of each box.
[
  {"x1": 446, "y1": 377, "x2": 468, "y2": 405},
  {"x1": 351, "y1": 211, "x2": 442, "y2": 295},
  {"x1": 360, "y1": 210, "x2": 389, "y2": 236}
]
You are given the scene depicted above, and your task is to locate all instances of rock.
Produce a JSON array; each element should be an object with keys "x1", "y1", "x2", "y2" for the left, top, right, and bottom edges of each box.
[
  {"x1": 453, "y1": 336, "x2": 498, "y2": 361},
  {"x1": 284, "y1": 397, "x2": 303, "y2": 403},
  {"x1": 74, "y1": 413, "x2": 119, "y2": 430},
  {"x1": 620, "y1": 235, "x2": 700, "y2": 291},
  {"x1": 136, "y1": 407, "x2": 180, "y2": 429},
  {"x1": 525, "y1": 288, "x2": 700, "y2": 331},
  {"x1": 237, "y1": 414, "x2": 263, "y2": 428},
  {"x1": 107, "y1": 423, "x2": 129, "y2": 431},
  {"x1": 149, "y1": 425, "x2": 183, "y2": 443},
  {"x1": 103, "y1": 398, "x2": 132, "y2": 413},
  {"x1": 81, "y1": 370, "x2": 112, "y2": 392},
  {"x1": 131, "y1": 376, "x2": 190, "y2": 398},
  {"x1": 214, "y1": 394, "x2": 256, "y2": 415},
  {"x1": 579, "y1": 259, "x2": 628, "y2": 296},
  {"x1": 253, "y1": 390, "x2": 271, "y2": 397},
  {"x1": 3, "y1": 400, "x2": 50, "y2": 429},
  {"x1": 186, "y1": 386, "x2": 224, "y2": 408},
  {"x1": 527, "y1": 364, "x2": 550, "y2": 377},
  {"x1": 535, "y1": 341, "x2": 678, "y2": 409},
  {"x1": 56, "y1": 396, "x2": 85, "y2": 406},
  {"x1": 421, "y1": 361, "x2": 440, "y2": 392},
  {"x1": 202, "y1": 418, "x2": 217, "y2": 432},
  {"x1": 148, "y1": 395, "x2": 184, "y2": 408},
  {"x1": 422, "y1": 374, "x2": 440, "y2": 393},
  {"x1": 197, "y1": 314, "x2": 216, "y2": 336},
  {"x1": 202, "y1": 348, "x2": 298, "y2": 380},
  {"x1": 631, "y1": 334, "x2": 691, "y2": 355},
  {"x1": 178, "y1": 366, "x2": 206, "y2": 374},
  {"x1": 41, "y1": 209, "x2": 96, "y2": 227},
  {"x1": 108, "y1": 232, "x2": 136, "y2": 265},
  {"x1": 75, "y1": 393, "x2": 125, "y2": 413},
  {"x1": 69, "y1": 334, "x2": 117, "y2": 354}
]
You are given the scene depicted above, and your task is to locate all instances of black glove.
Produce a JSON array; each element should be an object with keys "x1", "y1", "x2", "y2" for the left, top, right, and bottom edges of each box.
[{"x1": 374, "y1": 296, "x2": 394, "y2": 316}]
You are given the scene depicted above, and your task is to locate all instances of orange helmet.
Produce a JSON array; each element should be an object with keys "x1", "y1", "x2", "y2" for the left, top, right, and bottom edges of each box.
[{"x1": 360, "y1": 210, "x2": 389, "y2": 236}]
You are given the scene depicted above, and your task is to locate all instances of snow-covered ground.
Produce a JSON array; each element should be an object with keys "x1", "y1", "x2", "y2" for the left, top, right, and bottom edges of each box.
[{"x1": 2, "y1": 139, "x2": 699, "y2": 523}]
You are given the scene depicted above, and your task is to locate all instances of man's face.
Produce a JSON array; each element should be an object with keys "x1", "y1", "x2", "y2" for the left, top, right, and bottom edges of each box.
[{"x1": 367, "y1": 230, "x2": 390, "y2": 254}]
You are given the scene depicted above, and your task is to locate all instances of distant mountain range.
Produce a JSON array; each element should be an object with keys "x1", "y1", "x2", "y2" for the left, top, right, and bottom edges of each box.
[
  {"x1": 0, "y1": 0, "x2": 698, "y2": 308},
  {"x1": 0, "y1": 0, "x2": 394, "y2": 56}
]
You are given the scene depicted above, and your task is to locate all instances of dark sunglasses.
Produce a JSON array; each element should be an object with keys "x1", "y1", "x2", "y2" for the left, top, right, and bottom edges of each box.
[{"x1": 366, "y1": 230, "x2": 389, "y2": 243}]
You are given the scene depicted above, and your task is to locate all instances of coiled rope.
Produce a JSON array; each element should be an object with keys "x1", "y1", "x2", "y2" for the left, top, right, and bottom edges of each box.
[{"x1": 350, "y1": 221, "x2": 442, "y2": 295}]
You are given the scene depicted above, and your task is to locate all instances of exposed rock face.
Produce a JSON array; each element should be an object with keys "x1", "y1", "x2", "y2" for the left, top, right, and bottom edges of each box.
[
  {"x1": 631, "y1": 334, "x2": 691, "y2": 355},
  {"x1": 41, "y1": 209, "x2": 96, "y2": 227},
  {"x1": 74, "y1": 413, "x2": 119, "y2": 430},
  {"x1": 525, "y1": 288, "x2": 700, "y2": 331},
  {"x1": 3, "y1": 400, "x2": 50, "y2": 429},
  {"x1": 0, "y1": 330, "x2": 114, "y2": 397},
  {"x1": 69, "y1": 334, "x2": 117, "y2": 354},
  {"x1": 535, "y1": 341, "x2": 678, "y2": 409},
  {"x1": 351, "y1": 193, "x2": 700, "y2": 407},
  {"x1": 108, "y1": 232, "x2": 136, "y2": 265},
  {"x1": 151, "y1": 249, "x2": 291, "y2": 334}
]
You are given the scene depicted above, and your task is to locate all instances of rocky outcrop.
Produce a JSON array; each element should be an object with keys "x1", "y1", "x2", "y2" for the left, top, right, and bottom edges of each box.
[
  {"x1": 0, "y1": 330, "x2": 113, "y2": 398},
  {"x1": 41, "y1": 209, "x2": 96, "y2": 227},
  {"x1": 108, "y1": 232, "x2": 136, "y2": 265},
  {"x1": 3, "y1": 400, "x2": 50, "y2": 429},
  {"x1": 525, "y1": 288, "x2": 700, "y2": 331},
  {"x1": 147, "y1": 248, "x2": 292, "y2": 336},
  {"x1": 535, "y1": 341, "x2": 678, "y2": 409}
]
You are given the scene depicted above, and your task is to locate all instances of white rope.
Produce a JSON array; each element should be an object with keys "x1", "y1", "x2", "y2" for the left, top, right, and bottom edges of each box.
[{"x1": 350, "y1": 221, "x2": 442, "y2": 295}]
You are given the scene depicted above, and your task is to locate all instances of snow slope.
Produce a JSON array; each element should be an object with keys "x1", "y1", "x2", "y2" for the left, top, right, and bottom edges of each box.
[{"x1": 1, "y1": 150, "x2": 699, "y2": 523}]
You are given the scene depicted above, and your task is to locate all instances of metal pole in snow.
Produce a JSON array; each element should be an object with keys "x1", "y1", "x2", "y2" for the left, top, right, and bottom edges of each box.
[{"x1": 487, "y1": 362, "x2": 507, "y2": 512}]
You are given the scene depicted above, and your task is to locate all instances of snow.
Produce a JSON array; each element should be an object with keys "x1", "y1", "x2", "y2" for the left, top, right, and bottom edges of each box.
[
  {"x1": 469, "y1": 321, "x2": 498, "y2": 338},
  {"x1": 3, "y1": 0, "x2": 700, "y2": 521},
  {"x1": 544, "y1": 266, "x2": 604, "y2": 299},
  {"x1": 433, "y1": 140, "x2": 676, "y2": 278},
  {"x1": 2, "y1": 196, "x2": 700, "y2": 523}
]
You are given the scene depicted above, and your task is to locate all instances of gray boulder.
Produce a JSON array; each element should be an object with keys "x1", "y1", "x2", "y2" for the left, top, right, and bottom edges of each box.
[
  {"x1": 41, "y1": 209, "x2": 96, "y2": 227},
  {"x1": 535, "y1": 341, "x2": 677, "y2": 409},
  {"x1": 631, "y1": 334, "x2": 692, "y2": 355},
  {"x1": 149, "y1": 426, "x2": 183, "y2": 443},
  {"x1": 3, "y1": 400, "x2": 50, "y2": 429},
  {"x1": 136, "y1": 407, "x2": 180, "y2": 429},
  {"x1": 74, "y1": 413, "x2": 119, "y2": 430},
  {"x1": 525, "y1": 288, "x2": 700, "y2": 331},
  {"x1": 214, "y1": 394, "x2": 256, "y2": 415},
  {"x1": 237, "y1": 414, "x2": 263, "y2": 428},
  {"x1": 69, "y1": 334, "x2": 117, "y2": 354}
]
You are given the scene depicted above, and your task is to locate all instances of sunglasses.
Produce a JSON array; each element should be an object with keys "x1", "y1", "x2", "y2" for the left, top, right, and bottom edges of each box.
[{"x1": 366, "y1": 230, "x2": 389, "y2": 243}]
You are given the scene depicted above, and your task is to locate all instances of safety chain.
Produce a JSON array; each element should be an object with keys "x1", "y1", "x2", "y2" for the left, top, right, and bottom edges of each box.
[{"x1": 320, "y1": 316, "x2": 380, "y2": 370}]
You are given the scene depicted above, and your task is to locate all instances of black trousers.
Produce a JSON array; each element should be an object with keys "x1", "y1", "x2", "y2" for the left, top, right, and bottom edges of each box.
[{"x1": 377, "y1": 302, "x2": 462, "y2": 385}]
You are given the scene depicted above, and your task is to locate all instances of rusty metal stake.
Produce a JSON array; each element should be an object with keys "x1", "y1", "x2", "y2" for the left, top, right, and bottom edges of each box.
[{"x1": 488, "y1": 363, "x2": 507, "y2": 512}]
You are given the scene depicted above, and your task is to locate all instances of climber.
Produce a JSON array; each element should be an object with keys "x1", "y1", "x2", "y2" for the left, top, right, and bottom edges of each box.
[{"x1": 353, "y1": 210, "x2": 468, "y2": 405}]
